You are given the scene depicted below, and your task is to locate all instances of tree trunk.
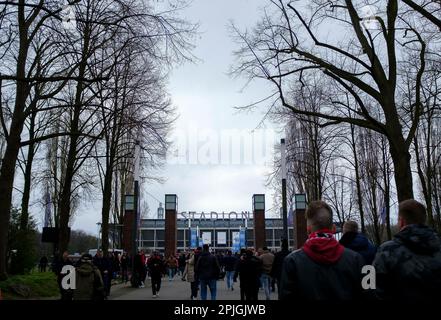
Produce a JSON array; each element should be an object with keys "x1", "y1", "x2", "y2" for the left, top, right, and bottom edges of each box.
[
  {"x1": 20, "y1": 112, "x2": 37, "y2": 230},
  {"x1": 0, "y1": 12, "x2": 30, "y2": 278},
  {"x1": 101, "y1": 164, "x2": 114, "y2": 254},
  {"x1": 389, "y1": 143, "x2": 414, "y2": 202},
  {"x1": 350, "y1": 124, "x2": 366, "y2": 234},
  {"x1": 57, "y1": 23, "x2": 90, "y2": 257},
  {"x1": 0, "y1": 118, "x2": 25, "y2": 279},
  {"x1": 414, "y1": 137, "x2": 435, "y2": 227}
]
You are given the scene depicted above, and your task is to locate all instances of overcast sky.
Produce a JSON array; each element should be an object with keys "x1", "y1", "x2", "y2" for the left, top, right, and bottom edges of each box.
[{"x1": 70, "y1": 0, "x2": 282, "y2": 235}]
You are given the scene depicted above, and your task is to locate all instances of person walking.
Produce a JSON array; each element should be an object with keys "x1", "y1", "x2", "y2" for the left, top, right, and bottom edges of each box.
[
  {"x1": 280, "y1": 200, "x2": 364, "y2": 300},
  {"x1": 373, "y1": 199, "x2": 441, "y2": 300},
  {"x1": 270, "y1": 239, "x2": 290, "y2": 298},
  {"x1": 234, "y1": 249, "x2": 262, "y2": 301},
  {"x1": 55, "y1": 251, "x2": 74, "y2": 301},
  {"x1": 340, "y1": 220, "x2": 377, "y2": 265},
  {"x1": 93, "y1": 250, "x2": 112, "y2": 297},
  {"x1": 182, "y1": 251, "x2": 198, "y2": 300},
  {"x1": 147, "y1": 251, "x2": 165, "y2": 298},
  {"x1": 258, "y1": 247, "x2": 275, "y2": 300},
  {"x1": 223, "y1": 250, "x2": 238, "y2": 291},
  {"x1": 178, "y1": 253, "x2": 186, "y2": 276},
  {"x1": 133, "y1": 250, "x2": 146, "y2": 288},
  {"x1": 39, "y1": 256, "x2": 48, "y2": 272},
  {"x1": 120, "y1": 252, "x2": 129, "y2": 284},
  {"x1": 195, "y1": 244, "x2": 220, "y2": 300},
  {"x1": 112, "y1": 252, "x2": 121, "y2": 280},
  {"x1": 73, "y1": 254, "x2": 105, "y2": 301},
  {"x1": 166, "y1": 255, "x2": 178, "y2": 281}
]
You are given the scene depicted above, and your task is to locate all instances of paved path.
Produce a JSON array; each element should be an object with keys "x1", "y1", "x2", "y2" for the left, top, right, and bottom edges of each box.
[{"x1": 109, "y1": 276, "x2": 271, "y2": 300}]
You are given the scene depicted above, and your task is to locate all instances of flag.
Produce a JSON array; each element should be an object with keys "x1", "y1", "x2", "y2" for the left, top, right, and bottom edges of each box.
[{"x1": 190, "y1": 229, "x2": 197, "y2": 248}]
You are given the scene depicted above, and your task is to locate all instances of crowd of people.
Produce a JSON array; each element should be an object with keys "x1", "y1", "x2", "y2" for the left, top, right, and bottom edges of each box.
[{"x1": 48, "y1": 198, "x2": 441, "y2": 300}]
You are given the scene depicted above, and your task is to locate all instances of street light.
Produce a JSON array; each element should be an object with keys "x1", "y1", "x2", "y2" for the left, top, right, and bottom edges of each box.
[
  {"x1": 281, "y1": 138, "x2": 288, "y2": 242},
  {"x1": 294, "y1": 194, "x2": 307, "y2": 210},
  {"x1": 165, "y1": 194, "x2": 177, "y2": 210}
]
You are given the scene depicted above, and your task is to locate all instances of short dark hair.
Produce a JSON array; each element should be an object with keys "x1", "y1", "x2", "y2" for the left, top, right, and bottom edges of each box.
[
  {"x1": 281, "y1": 238, "x2": 288, "y2": 251},
  {"x1": 343, "y1": 220, "x2": 359, "y2": 233},
  {"x1": 203, "y1": 244, "x2": 210, "y2": 251},
  {"x1": 305, "y1": 200, "x2": 333, "y2": 230},
  {"x1": 399, "y1": 199, "x2": 426, "y2": 225}
]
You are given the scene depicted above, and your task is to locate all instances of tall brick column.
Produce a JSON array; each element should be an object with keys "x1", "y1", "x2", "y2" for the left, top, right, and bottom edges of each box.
[
  {"x1": 294, "y1": 194, "x2": 308, "y2": 249},
  {"x1": 122, "y1": 195, "x2": 135, "y2": 253},
  {"x1": 164, "y1": 194, "x2": 177, "y2": 257},
  {"x1": 253, "y1": 194, "x2": 266, "y2": 250},
  {"x1": 295, "y1": 208, "x2": 307, "y2": 248}
]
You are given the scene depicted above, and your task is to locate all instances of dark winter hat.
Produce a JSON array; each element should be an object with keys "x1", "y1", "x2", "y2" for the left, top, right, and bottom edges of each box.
[{"x1": 81, "y1": 253, "x2": 93, "y2": 261}]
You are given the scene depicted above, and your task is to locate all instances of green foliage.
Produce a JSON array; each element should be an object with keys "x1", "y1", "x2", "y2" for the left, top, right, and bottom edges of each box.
[
  {"x1": 0, "y1": 271, "x2": 59, "y2": 299},
  {"x1": 68, "y1": 230, "x2": 99, "y2": 254},
  {"x1": 8, "y1": 208, "x2": 38, "y2": 275}
]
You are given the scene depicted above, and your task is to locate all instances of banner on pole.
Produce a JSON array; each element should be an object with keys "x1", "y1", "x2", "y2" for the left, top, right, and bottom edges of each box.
[{"x1": 190, "y1": 229, "x2": 197, "y2": 248}]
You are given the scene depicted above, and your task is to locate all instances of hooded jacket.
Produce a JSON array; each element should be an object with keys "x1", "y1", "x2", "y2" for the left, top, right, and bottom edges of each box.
[
  {"x1": 279, "y1": 229, "x2": 364, "y2": 300},
  {"x1": 373, "y1": 224, "x2": 441, "y2": 300},
  {"x1": 73, "y1": 257, "x2": 104, "y2": 300},
  {"x1": 340, "y1": 232, "x2": 377, "y2": 265}
]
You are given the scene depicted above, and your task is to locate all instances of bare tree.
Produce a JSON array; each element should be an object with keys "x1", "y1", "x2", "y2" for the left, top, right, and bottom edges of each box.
[{"x1": 231, "y1": 0, "x2": 432, "y2": 205}]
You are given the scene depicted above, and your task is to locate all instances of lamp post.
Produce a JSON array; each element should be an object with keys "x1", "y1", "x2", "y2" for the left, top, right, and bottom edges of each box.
[
  {"x1": 281, "y1": 138, "x2": 288, "y2": 242},
  {"x1": 131, "y1": 139, "x2": 141, "y2": 275},
  {"x1": 187, "y1": 216, "x2": 191, "y2": 249}
]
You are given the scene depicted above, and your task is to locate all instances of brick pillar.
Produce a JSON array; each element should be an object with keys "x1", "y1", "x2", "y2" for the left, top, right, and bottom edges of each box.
[
  {"x1": 122, "y1": 194, "x2": 136, "y2": 254},
  {"x1": 253, "y1": 194, "x2": 266, "y2": 250},
  {"x1": 164, "y1": 194, "x2": 177, "y2": 257},
  {"x1": 295, "y1": 208, "x2": 307, "y2": 249},
  {"x1": 122, "y1": 210, "x2": 134, "y2": 253}
]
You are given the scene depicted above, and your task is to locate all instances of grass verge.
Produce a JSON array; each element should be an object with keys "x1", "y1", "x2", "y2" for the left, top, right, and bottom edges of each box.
[{"x1": 0, "y1": 271, "x2": 59, "y2": 300}]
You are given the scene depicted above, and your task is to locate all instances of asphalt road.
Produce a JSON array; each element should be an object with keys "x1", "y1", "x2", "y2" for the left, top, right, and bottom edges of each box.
[{"x1": 109, "y1": 275, "x2": 271, "y2": 300}]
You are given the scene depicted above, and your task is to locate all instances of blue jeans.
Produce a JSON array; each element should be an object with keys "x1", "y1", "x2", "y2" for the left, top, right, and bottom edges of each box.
[
  {"x1": 168, "y1": 268, "x2": 176, "y2": 280},
  {"x1": 226, "y1": 271, "x2": 234, "y2": 289},
  {"x1": 200, "y1": 279, "x2": 217, "y2": 300},
  {"x1": 260, "y1": 273, "x2": 272, "y2": 300}
]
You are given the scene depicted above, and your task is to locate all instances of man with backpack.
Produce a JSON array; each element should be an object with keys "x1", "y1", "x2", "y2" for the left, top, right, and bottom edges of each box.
[{"x1": 73, "y1": 254, "x2": 105, "y2": 300}]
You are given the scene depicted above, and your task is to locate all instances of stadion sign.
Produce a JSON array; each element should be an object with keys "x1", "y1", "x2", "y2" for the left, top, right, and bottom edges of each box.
[{"x1": 178, "y1": 211, "x2": 252, "y2": 221}]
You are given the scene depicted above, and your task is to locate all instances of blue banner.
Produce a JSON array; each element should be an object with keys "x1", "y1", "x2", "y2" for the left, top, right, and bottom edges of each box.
[
  {"x1": 190, "y1": 229, "x2": 197, "y2": 248},
  {"x1": 239, "y1": 229, "x2": 246, "y2": 248},
  {"x1": 232, "y1": 232, "x2": 240, "y2": 253}
]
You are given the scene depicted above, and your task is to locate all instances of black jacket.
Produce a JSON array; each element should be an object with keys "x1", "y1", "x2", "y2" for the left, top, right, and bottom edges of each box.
[
  {"x1": 279, "y1": 248, "x2": 364, "y2": 300},
  {"x1": 340, "y1": 232, "x2": 377, "y2": 265},
  {"x1": 270, "y1": 249, "x2": 290, "y2": 280},
  {"x1": 234, "y1": 256, "x2": 262, "y2": 289},
  {"x1": 195, "y1": 251, "x2": 220, "y2": 281},
  {"x1": 147, "y1": 256, "x2": 165, "y2": 277},
  {"x1": 373, "y1": 224, "x2": 441, "y2": 300},
  {"x1": 223, "y1": 255, "x2": 238, "y2": 272}
]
